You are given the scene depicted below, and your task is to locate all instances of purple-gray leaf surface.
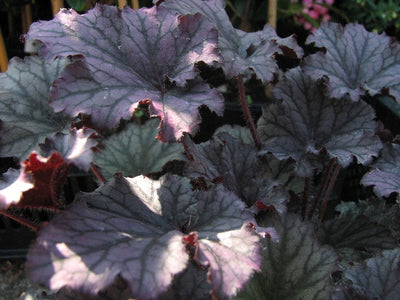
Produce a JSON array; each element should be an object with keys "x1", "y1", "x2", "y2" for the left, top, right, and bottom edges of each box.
[
  {"x1": 183, "y1": 130, "x2": 289, "y2": 214},
  {"x1": 25, "y1": 5, "x2": 223, "y2": 141},
  {"x1": 94, "y1": 118, "x2": 186, "y2": 179},
  {"x1": 257, "y1": 67, "x2": 382, "y2": 177},
  {"x1": 0, "y1": 56, "x2": 71, "y2": 160},
  {"x1": 157, "y1": 0, "x2": 299, "y2": 83},
  {"x1": 304, "y1": 22, "x2": 400, "y2": 101},
  {"x1": 361, "y1": 143, "x2": 400, "y2": 199},
  {"x1": 40, "y1": 127, "x2": 99, "y2": 171},
  {"x1": 235, "y1": 214, "x2": 338, "y2": 299},
  {"x1": 26, "y1": 174, "x2": 260, "y2": 298},
  {"x1": 343, "y1": 249, "x2": 400, "y2": 299}
]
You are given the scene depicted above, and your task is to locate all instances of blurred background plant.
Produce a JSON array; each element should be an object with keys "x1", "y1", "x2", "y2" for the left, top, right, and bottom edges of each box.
[{"x1": 337, "y1": 0, "x2": 400, "y2": 37}]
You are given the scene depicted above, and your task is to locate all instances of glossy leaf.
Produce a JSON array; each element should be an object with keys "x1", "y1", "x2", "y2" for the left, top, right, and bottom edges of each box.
[
  {"x1": 257, "y1": 67, "x2": 382, "y2": 177},
  {"x1": 0, "y1": 56, "x2": 71, "y2": 160},
  {"x1": 25, "y1": 5, "x2": 223, "y2": 141},
  {"x1": 157, "y1": 0, "x2": 301, "y2": 82},
  {"x1": 304, "y1": 22, "x2": 400, "y2": 101},
  {"x1": 236, "y1": 214, "x2": 337, "y2": 300},
  {"x1": 343, "y1": 249, "x2": 400, "y2": 299},
  {"x1": 361, "y1": 143, "x2": 400, "y2": 199},
  {"x1": 94, "y1": 118, "x2": 185, "y2": 179},
  {"x1": 26, "y1": 174, "x2": 260, "y2": 298}
]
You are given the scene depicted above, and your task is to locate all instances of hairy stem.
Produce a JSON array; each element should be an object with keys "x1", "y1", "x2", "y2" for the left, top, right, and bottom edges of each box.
[
  {"x1": 0, "y1": 210, "x2": 40, "y2": 231},
  {"x1": 301, "y1": 177, "x2": 311, "y2": 220},
  {"x1": 308, "y1": 158, "x2": 336, "y2": 220},
  {"x1": 90, "y1": 163, "x2": 106, "y2": 183},
  {"x1": 318, "y1": 163, "x2": 341, "y2": 222},
  {"x1": 236, "y1": 75, "x2": 262, "y2": 150}
]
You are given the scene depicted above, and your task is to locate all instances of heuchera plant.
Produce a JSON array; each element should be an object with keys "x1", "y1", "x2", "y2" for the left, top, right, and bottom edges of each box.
[{"x1": 1, "y1": 0, "x2": 400, "y2": 298}]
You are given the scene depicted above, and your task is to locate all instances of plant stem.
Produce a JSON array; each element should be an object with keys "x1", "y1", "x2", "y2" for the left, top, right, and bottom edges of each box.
[
  {"x1": 268, "y1": 0, "x2": 277, "y2": 28},
  {"x1": 236, "y1": 75, "x2": 262, "y2": 150},
  {"x1": 90, "y1": 163, "x2": 106, "y2": 183},
  {"x1": 0, "y1": 210, "x2": 40, "y2": 231},
  {"x1": 318, "y1": 163, "x2": 341, "y2": 222},
  {"x1": 0, "y1": 27, "x2": 8, "y2": 72},
  {"x1": 308, "y1": 158, "x2": 336, "y2": 220},
  {"x1": 301, "y1": 177, "x2": 311, "y2": 220}
]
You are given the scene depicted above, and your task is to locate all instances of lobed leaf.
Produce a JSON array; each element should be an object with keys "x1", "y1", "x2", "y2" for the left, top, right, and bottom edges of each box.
[
  {"x1": 0, "y1": 168, "x2": 33, "y2": 209},
  {"x1": 25, "y1": 5, "x2": 223, "y2": 141},
  {"x1": 361, "y1": 143, "x2": 400, "y2": 199},
  {"x1": 318, "y1": 216, "x2": 398, "y2": 262},
  {"x1": 304, "y1": 22, "x2": 400, "y2": 101},
  {"x1": 94, "y1": 118, "x2": 185, "y2": 179},
  {"x1": 342, "y1": 249, "x2": 400, "y2": 299},
  {"x1": 157, "y1": 0, "x2": 301, "y2": 83},
  {"x1": 0, "y1": 56, "x2": 71, "y2": 160},
  {"x1": 26, "y1": 174, "x2": 260, "y2": 298},
  {"x1": 183, "y1": 130, "x2": 290, "y2": 213},
  {"x1": 236, "y1": 214, "x2": 338, "y2": 300},
  {"x1": 257, "y1": 67, "x2": 382, "y2": 177}
]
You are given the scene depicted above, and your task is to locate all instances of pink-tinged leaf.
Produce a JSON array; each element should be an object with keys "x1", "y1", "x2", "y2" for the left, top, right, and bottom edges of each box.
[
  {"x1": 0, "y1": 56, "x2": 72, "y2": 160},
  {"x1": 26, "y1": 174, "x2": 259, "y2": 298},
  {"x1": 361, "y1": 143, "x2": 400, "y2": 199},
  {"x1": 158, "y1": 0, "x2": 296, "y2": 83},
  {"x1": 257, "y1": 67, "x2": 382, "y2": 177},
  {"x1": 187, "y1": 186, "x2": 261, "y2": 298},
  {"x1": 0, "y1": 168, "x2": 33, "y2": 209},
  {"x1": 304, "y1": 22, "x2": 400, "y2": 101},
  {"x1": 40, "y1": 127, "x2": 99, "y2": 171},
  {"x1": 25, "y1": 5, "x2": 223, "y2": 140},
  {"x1": 94, "y1": 118, "x2": 185, "y2": 179}
]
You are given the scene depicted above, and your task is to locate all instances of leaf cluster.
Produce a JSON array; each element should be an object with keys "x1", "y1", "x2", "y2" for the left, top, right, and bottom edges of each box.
[{"x1": 0, "y1": 0, "x2": 400, "y2": 299}]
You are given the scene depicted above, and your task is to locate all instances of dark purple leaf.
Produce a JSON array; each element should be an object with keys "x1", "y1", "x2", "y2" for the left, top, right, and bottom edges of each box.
[
  {"x1": 236, "y1": 214, "x2": 338, "y2": 299},
  {"x1": 26, "y1": 174, "x2": 260, "y2": 298},
  {"x1": 257, "y1": 67, "x2": 382, "y2": 177},
  {"x1": 343, "y1": 249, "x2": 400, "y2": 299},
  {"x1": 361, "y1": 143, "x2": 400, "y2": 199},
  {"x1": 183, "y1": 129, "x2": 290, "y2": 214},
  {"x1": 318, "y1": 216, "x2": 398, "y2": 261},
  {"x1": 0, "y1": 56, "x2": 72, "y2": 160},
  {"x1": 94, "y1": 118, "x2": 185, "y2": 179},
  {"x1": 185, "y1": 185, "x2": 261, "y2": 298},
  {"x1": 304, "y1": 23, "x2": 400, "y2": 101},
  {"x1": 40, "y1": 127, "x2": 99, "y2": 171},
  {"x1": 25, "y1": 5, "x2": 223, "y2": 141},
  {"x1": 157, "y1": 0, "x2": 299, "y2": 83}
]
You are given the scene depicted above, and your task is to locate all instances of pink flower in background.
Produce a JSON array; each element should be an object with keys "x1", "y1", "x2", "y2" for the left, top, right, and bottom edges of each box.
[{"x1": 295, "y1": 0, "x2": 334, "y2": 31}]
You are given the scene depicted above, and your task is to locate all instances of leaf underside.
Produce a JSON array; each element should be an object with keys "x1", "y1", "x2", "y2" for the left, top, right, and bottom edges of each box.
[
  {"x1": 257, "y1": 67, "x2": 382, "y2": 177},
  {"x1": 304, "y1": 22, "x2": 400, "y2": 101},
  {"x1": 25, "y1": 5, "x2": 224, "y2": 141}
]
